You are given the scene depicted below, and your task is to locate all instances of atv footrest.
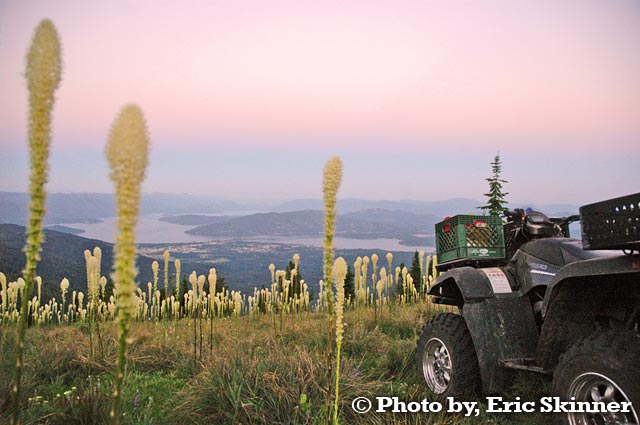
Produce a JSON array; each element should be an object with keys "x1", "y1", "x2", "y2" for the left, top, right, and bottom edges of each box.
[{"x1": 499, "y1": 358, "x2": 549, "y2": 375}]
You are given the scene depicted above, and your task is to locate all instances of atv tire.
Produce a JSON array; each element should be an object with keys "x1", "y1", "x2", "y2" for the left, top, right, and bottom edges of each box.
[
  {"x1": 553, "y1": 329, "x2": 640, "y2": 425},
  {"x1": 415, "y1": 312, "x2": 480, "y2": 399},
  {"x1": 536, "y1": 289, "x2": 596, "y2": 370}
]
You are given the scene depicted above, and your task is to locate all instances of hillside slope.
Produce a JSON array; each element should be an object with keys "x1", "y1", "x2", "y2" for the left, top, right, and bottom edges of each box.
[{"x1": 0, "y1": 224, "x2": 210, "y2": 300}]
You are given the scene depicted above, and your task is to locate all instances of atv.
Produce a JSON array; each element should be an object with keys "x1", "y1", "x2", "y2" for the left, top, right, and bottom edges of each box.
[{"x1": 415, "y1": 192, "x2": 640, "y2": 424}]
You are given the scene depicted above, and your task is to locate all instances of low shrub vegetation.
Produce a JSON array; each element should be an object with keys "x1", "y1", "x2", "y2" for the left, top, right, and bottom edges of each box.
[{"x1": 0, "y1": 304, "x2": 551, "y2": 424}]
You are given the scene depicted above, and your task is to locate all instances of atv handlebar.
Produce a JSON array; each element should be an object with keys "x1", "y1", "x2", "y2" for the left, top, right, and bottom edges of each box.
[
  {"x1": 550, "y1": 214, "x2": 580, "y2": 227},
  {"x1": 503, "y1": 209, "x2": 579, "y2": 227},
  {"x1": 504, "y1": 208, "x2": 525, "y2": 222},
  {"x1": 503, "y1": 209, "x2": 580, "y2": 240}
]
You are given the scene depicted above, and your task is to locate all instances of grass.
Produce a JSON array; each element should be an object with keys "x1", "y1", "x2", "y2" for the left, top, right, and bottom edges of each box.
[{"x1": 0, "y1": 303, "x2": 552, "y2": 424}]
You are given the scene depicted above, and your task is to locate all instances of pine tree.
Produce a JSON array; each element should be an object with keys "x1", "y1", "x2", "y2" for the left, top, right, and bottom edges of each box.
[
  {"x1": 285, "y1": 260, "x2": 303, "y2": 300},
  {"x1": 409, "y1": 251, "x2": 422, "y2": 291},
  {"x1": 344, "y1": 264, "x2": 355, "y2": 302},
  {"x1": 480, "y1": 152, "x2": 509, "y2": 217}
]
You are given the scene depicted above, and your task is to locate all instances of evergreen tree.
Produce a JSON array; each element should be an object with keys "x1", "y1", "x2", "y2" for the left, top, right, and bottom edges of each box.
[
  {"x1": 480, "y1": 152, "x2": 509, "y2": 217},
  {"x1": 257, "y1": 284, "x2": 268, "y2": 314},
  {"x1": 285, "y1": 260, "x2": 303, "y2": 300},
  {"x1": 344, "y1": 263, "x2": 355, "y2": 302},
  {"x1": 409, "y1": 251, "x2": 422, "y2": 291}
]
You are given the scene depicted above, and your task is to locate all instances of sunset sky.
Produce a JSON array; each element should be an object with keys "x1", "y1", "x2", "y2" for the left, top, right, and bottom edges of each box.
[{"x1": 1, "y1": 0, "x2": 638, "y2": 205}]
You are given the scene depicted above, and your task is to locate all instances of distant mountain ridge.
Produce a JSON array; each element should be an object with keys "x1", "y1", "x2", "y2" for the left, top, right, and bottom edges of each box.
[
  {"x1": 1, "y1": 192, "x2": 579, "y2": 228},
  {"x1": 0, "y1": 192, "x2": 249, "y2": 225},
  {"x1": 271, "y1": 197, "x2": 485, "y2": 216},
  {"x1": 159, "y1": 214, "x2": 237, "y2": 226},
  {"x1": 271, "y1": 198, "x2": 580, "y2": 217}
]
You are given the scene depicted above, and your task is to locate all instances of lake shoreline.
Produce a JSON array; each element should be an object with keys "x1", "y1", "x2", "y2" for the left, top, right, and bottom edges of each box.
[{"x1": 58, "y1": 214, "x2": 434, "y2": 252}]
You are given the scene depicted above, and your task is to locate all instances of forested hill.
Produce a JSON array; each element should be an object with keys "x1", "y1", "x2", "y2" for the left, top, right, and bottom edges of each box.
[
  {"x1": 185, "y1": 209, "x2": 439, "y2": 246},
  {"x1": 0, "y1": 224, "x2": 210, "y2": 301}
]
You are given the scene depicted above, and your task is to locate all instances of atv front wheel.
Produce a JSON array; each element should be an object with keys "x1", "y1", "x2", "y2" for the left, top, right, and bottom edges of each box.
[
  {"x1": 415, "y1": 313, "x2": 480, "y2": 398},
  {"x1": 553, "y1": 330, "x2": 640, "y2": 425}
]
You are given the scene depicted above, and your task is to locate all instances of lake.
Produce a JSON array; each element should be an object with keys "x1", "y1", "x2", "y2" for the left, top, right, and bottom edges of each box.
[{"x1": 60, "y1": 214, "x2": 434, "y2": 252}]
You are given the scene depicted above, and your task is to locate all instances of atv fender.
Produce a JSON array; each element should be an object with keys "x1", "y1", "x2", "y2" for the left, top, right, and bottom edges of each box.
[
  {"x1": 428, "y1": 267, "x2": 539, "y2": 394},
  {"x1": 536, "y1": 254, "x2": 640, "y2": 370},
  {"x1": 428, "y1": 267, "x2": 494, "y2": 306},
  {"x1": 542, "y1": 254, "x2": 640, "y2": 317}
]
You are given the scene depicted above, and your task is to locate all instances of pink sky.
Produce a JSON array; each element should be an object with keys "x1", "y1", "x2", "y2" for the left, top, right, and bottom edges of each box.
[
  {"x1": 0, "y1": 0, "x2": 638, "y2": 202},
  {"x1": 1, "y1": 0, "x2": 639, "y2": 151}
]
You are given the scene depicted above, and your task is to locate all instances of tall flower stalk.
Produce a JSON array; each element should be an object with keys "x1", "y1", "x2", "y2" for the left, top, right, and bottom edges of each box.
[
  {"x1": 105, "y1": 105, "x2": 150, "y2": 424},
  {"x1": 386, "y1": 252, "x2": 393, "y2": 309},
  {"x1": 322, "y1": 156, "x2": 342, "y2": 422},
  {"x1": 11, "y1": 19, "x2": 62, "y2": 425},
  {"x1": 1, "y1": 272, "x2": 8, "y2": 316},
  {"x1": 152, "y1": 261, "x2": 159, "y2": 319},
  {"x1": 332, "y1": 257, "x2": 347, "y2": 425},
  {"x1": 163, "y1": 250, "x2": 170, "y2": 296},
  {"x1": 174, "y1": 259, "x2": 181, "y2": 319},
  {"x1": 60, "y1": 278, "x2": 69, "y2": 322},
  {"x1": 208, "y1": 268, "x2": 217, "y2": 352},
  {"x1": 322, "y1": 156, "x2": 343, "y2": 314}
]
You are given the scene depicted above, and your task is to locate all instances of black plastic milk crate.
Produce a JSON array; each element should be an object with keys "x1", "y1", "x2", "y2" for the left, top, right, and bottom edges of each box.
[
  {"x1": 435, "y1": 215, "x2": 506, "y2": 267},
  {"x1": 580, "y1": 192, "x2": 640, "y2": 251}
]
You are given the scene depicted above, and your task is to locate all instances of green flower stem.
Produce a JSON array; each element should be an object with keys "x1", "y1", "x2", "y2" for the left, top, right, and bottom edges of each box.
[
  {"x1": 105, "y1": 105, "x2": 149, "y2": 424},
  {"x1": 332, "y1": 257, "x2": 347, "y2": 425},
  {"x1": 11, "y1": 19, "x2": 62, "y2": 425}
]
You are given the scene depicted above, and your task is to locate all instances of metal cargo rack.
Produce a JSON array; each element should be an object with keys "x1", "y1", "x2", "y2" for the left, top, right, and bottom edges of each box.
[{"x1": 580, "y1": 192, "x2": 640, "y2": 251}]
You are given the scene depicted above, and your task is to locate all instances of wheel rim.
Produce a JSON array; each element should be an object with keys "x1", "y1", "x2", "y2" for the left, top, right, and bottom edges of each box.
[
  {"x1": 567, "y1": 372, "x2": 638, "y2": 425},
  {"x1": 422, "y1": 337, "x2": 452, "y2": 394}
]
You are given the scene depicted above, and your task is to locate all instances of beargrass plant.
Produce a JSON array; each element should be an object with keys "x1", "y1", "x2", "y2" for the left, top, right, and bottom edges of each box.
[
  {"x1": 36, "y1": 276, "x2": 42, "y2": 308},
  {"x1": 11, "y1": 19, "x2": 62, "y2": 425},
  {"x1": 85, "y1": 249, "x2": 99, "y2": 358},
  {"x1": 174, "y1": 259, "x2": 181, "y2": 319},
  {"x1": 152, "y1": 261, "x2": 159, "y2": 319},
  {"x1": 105, "y1": 104, "x2": 150, "y2": 424},
  {"x1": 322, "y1": 156, "x2": 342, "y2": 315},
  {"x1": 163, "y1": 250, "x2": 170, "y2": 297},
  {"x1": 92, "y1": 248, "x2": 105, "y2": 356},
  {"x1": 197, "y1": 274, "x2": 205, "y2": 362},
  {"x1": 332, "y1": 257, "x2": 347, "y2": 424},
  {"x1": 385, "y1": 252, "x2": 393, "y2": 307},
  {"x1": 419, "y1": 250, "x2": 425, "y2": 295},
  {"x1": 1, "y1": 272, "x2": 7, "y2": 317},
  {"x1": 188, "y1": 272, "x2": 199, "y2": 366},
  {"x1": 361, "y1": 256, "x2": 370, "y2": 310},
  {"x1": 59, "y1": 278, "x2": 69, "y2": 322},
  {"x1": 321, "y1": 156, "x2": 342, "y2": 422},
  {"x1": 208, "y1": 268, "x2": 217, "y2": 352},
  {"x1": 371, "y1": 253, "x2": 378, "y2": 323}
]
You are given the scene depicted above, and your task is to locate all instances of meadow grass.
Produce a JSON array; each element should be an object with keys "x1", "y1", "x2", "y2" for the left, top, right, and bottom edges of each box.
[{"x1": 0, "y1": 303, "x2": 551, "y2": 424}]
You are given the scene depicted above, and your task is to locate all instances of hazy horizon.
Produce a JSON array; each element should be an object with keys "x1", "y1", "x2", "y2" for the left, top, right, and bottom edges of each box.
[
  {"x1": 0, "y1": 189, "x2": 599, "y2": 209},
  {"x1": 1, "y1": 0, "x2": 639, "y2": 205}
]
